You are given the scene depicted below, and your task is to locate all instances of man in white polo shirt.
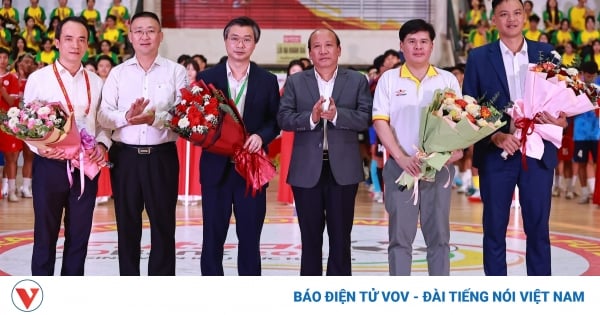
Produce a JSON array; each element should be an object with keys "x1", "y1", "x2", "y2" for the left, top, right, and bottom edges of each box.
[{"x1": 373, "y1": 19, "x2": 462, "y2": 276}]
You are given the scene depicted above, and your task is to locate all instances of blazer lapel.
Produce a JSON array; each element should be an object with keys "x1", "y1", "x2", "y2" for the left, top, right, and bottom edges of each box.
[
  {"x1": 489, "y1": 41, "x2": 510, "y2": 98},
  {"x1": 331, "y1": 68, "x2": 347, "y2": 102},
  {"x1": 302, "y1": 69, "x2": 321, "y2": 103},
  {"x1": 242, "y1": 62, "x2": 258, "y2": 120}
]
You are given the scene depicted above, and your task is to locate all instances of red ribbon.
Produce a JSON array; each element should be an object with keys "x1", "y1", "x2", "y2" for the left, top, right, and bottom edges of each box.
[
  {"x1": 514, "y1": 112, "x2": 541, "y2": 170},
  {"x1": 233, "y1": 148, "x2": 277, "y2": 197}
]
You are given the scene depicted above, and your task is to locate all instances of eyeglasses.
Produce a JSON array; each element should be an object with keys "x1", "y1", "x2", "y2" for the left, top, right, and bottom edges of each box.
[
  {"x1": 131, "y1": 29, "x2": 158, "y2": 38},
  {"x1": 228, "y1": 36, "x2": 254, "y2": 46}
]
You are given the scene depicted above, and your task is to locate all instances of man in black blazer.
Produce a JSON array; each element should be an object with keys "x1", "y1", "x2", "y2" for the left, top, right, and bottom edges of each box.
[
  {"x1": 277, "y1": 28, "x2": 372, "y2": 275},
  {"x1": 196, "y1": 16, "x2": 280, "y2": 276}
]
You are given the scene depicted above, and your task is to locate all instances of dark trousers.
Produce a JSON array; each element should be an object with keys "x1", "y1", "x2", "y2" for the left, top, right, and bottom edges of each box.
[
  {"x1": 480, "y1": 154, "x2": 553, "y2": 276},
  {"x1": 109, "y1": 142, "x2": 179, "y2": 276},
  {"x1": 292, "y1": 161, "x2": 358, "y2": 276},
  {"x1": 31, "y1": 155, "x2": 98, "y2": 276},
  {"x1": 200, "y1": 164, "x2": 267, "y2": 276}
]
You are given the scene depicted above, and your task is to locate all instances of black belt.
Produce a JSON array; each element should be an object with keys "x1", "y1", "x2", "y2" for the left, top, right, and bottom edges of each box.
[
  {"x1": 323, "y1": 150, "x2": 329, "y2": 160},
  {"x1": 113, "y1": 141, "x2": 175, "y2": 155}
]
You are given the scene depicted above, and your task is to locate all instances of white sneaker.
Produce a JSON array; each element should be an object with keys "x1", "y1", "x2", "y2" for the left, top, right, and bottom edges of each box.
[
  {"x1": 20, "y1": 186, "x2": 33, "y2": 198},
  {"x1": 577, "y1": 195, "x2": 590, "y2": 204},
  {"x1": 565, "y1": 190, "x2": 574, "y2": 200},
  {"x1": 95, "y1": 196, "x2": 109, "y2": 204},
  {"x1": 552, "y1": 186, "x2": 560, "y2": 197},
  {"x1": 1, "y1": 184, "x2": 7, "y2": 197},
  {"x1": 8, "y1": 190, "x2": 19, "y2": 202}
]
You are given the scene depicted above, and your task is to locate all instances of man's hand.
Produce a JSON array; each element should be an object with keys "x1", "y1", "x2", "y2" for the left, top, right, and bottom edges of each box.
[
  {"x1": 126, "y1": 98, "x2": 154, "y2": 125},
  {"x1": 396, "y1": 154, "x2": 422, "y2": 178},
  {"x1": 39, "y1": 147, "x2": 68, "y2": 160},
  {"x1": 491, "y1": 132, "x2": 521, "y2": 156},
  {"x1": 320, "y1": 97, "x2": 337, "y2": 121},
  {"x1": 535, "y1": 111, "x2": 567, "y2": 128},
  {"x1": 88, "y1": 144, "x2": 107, "y2": 164},
  {"x1": 243, "y1": 134, "x2": 263, "y2": 153},
  {"x1": 446, "y1": 149, "x2": 464, "y2": 165},
  {"x1": 311, "y1": 97, "x2": 324, "y2": 124}
]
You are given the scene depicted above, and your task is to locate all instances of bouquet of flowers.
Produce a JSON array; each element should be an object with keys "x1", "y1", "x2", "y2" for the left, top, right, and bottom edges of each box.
[
  {"x1": 396, "y1": 88, "x2": 505, "y2": 202},
  {"x1": 502, "y1": 51, "x2": 600, "y2": 164},
  {"x1": 0, "y1": 100, "x2": 70, "y2": 147},
  {"x1": 167, "y1": 80, "x2": 276, "y2": 196},
  {"x1": 1, "y1": 100, "x2": 110, "y2": 198}
]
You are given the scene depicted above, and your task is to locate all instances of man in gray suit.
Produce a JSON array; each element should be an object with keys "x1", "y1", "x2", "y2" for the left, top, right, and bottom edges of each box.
[{"x1": 277, "y1": 28, "x2": 372, "y2": 276}]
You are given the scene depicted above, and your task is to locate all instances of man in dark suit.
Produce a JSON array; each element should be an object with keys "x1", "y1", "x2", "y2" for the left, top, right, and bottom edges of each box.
[
  {"x1": 196, "y1": 16, "x2": 280, "y2": 276},
  {"x1": 277, "y1": 28, "x2": 372, "y2": 276},
  {"x1": 463, "y1": 0, "x2": 567, "y2": 276}
]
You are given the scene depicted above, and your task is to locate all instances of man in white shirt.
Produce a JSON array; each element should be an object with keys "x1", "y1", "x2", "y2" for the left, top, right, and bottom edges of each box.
[
  {"x1": 373, "y1": 19, "x2": 462, "y2": 276},
  {"x1": 23, "y1": 16, "x2": 109, "y2": 276},
  {"x1": 98, "y1": 11, "x2": 186, "y2": 276}
]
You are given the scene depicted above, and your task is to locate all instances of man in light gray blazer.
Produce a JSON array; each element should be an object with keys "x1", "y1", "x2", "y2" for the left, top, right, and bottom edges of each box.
[{"x1": 277, "y1": 28, "x2": 372, "y2": 276}]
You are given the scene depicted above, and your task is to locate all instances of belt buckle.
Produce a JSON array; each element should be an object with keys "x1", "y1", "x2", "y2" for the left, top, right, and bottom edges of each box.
[{"x1": 137, "y1": 147, "x2": 151, "y2": 155}]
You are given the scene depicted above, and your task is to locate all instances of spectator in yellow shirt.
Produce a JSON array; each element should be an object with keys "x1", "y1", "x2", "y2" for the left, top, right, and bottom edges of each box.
[
  {"x1": 24, "y1": 0, "x2": 46, "y2": 32},
  {"x1": 466, "y1": 20, "x2": 491, "y2": 53},
  {"x1": 543, "y1": 0, "x2": 564, "y2": 34},
  {"x1": 106, "y1": 0, "x2": 130, "y2": 33},
  {"x1": 522, "y1": 0, "x2": 534, "y2": 30},
  {"x1": 552, "y1": 18, "x2": 575, "y2": 47},
  {"x1": 21, "y1": 16, "x2": 41, "y2": 52},
  {"x1": 0, "y1": 0, "x2": 19, "y2": 34},
  {"x1": 568, "y1": 0, "x2": 594, "y2": 33},
  {"x1": 50, "y1": 0, "x2": 74, "y2": 22},
  {"x1": 523, "y1": 14, "x2": 542, "y2": 41},
  {"x1": 562, "y1": 41, "x2": 579, "y2": 67},
  {"x1": 34, "y1": 38, "x2": 58, "y2": 65}
]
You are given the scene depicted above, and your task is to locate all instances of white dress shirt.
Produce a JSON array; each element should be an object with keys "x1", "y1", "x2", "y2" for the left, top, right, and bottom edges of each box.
[
  {"x1": 226, "y1": 61, "x2": 249, "y2": 116},
  {"x1": 98, "y1": 55, "x2": 187, "y2": 145},
  {"x1": 499, "y1": 38, "x2": 529, "y2": 101},
  {"x1": 23, "y1": 61, "x2": 109, "y2": 154},
  {"x1": 310, "y1": 67, "x2": 339, "y2": 150}
]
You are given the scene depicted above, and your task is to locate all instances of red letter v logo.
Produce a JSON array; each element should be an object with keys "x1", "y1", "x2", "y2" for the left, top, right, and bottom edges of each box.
[{"x1": 16, "y1": 288, "x2": 39, "y2": 309}]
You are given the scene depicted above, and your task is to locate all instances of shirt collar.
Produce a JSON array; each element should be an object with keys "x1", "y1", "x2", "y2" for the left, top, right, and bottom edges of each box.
[
  {"x1": 226, "y1": 62, "x2": 250, "y2": 80},
  {"x1": 54, "y1": 60, "x2": 84, "y2": 77},
  {"x1": 314, "y1": 66, "x2": 339, "y2": 83},
  {"x1": 399, "y1": 64, "x2": 438, "y2": 80},
  {"x1": 125, "y1": 54, "x2": 164, "y2": 69},
  {"x1": 499, "y1": 37, "x2": 528, "y2": 57}
]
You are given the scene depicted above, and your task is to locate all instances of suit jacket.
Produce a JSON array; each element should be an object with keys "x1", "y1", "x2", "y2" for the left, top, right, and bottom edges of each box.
[
  {"x1": 197, "y1": 62, "x2": 280, "y2": 186},
  {"x1": 277, "y1": 67, "x2": 372, "y2": 188},
  {"x1": 463, "y1": 39, "x2": 556, "y2": 170}
]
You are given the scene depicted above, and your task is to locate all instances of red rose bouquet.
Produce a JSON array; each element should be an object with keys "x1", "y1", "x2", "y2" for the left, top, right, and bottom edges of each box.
[{"x1": 167, "y1": 80, "x2": 276, "y2": 196}]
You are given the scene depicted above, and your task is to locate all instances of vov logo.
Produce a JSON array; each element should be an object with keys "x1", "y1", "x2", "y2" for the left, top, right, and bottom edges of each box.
[{"x1": 11, "y1": 279, "x2": 43, "y2": 312}]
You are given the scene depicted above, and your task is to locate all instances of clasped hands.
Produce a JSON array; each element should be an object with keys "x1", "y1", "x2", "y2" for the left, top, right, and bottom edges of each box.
[
  {"x1": 492, "y1": 110, "x2": 567, "y2": 156},
  {"x1": 396, "y1": 150, "x2": 463, "y2": 178},
  {"x1": 40, "y1": 144, "x2": 106, "y2": 163},
  {"x1": 126, "y1": 97, "x2": 155, "y2": 125},
  {"x1": 311, "y1": 96, "x2": 337, "y2": 124}
]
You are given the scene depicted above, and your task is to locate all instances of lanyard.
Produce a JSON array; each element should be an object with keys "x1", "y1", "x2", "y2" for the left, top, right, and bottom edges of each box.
[
  {"x1": 228, "y1": 76, "x2": 248, "y2": 106},
  {"x1": 53, "y1": 62, "x2": 91, "y2": 116}
]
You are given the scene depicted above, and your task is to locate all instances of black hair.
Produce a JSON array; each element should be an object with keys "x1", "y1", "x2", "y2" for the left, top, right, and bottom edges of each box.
[
  {"x1": 55, "y1": 16, "x2": 89, "y2": 40},
  {"x1": 177, "y1": 54, "x2": 191, "y2": 64},
  {"x1": 307, "y1": 28, "x2": 340, "y2": 52},
  {"x1": 373, "y1": 54, "x2": 385, "y2": 71},
  {"x1": 492, "y1": 0, "x2": 523, "y2": 11},
  {"x1": 383, "y1": 49, "x2": 400, "y2": 59},
  {"x1": 0, "y1": 47, "x2": 9, "y2": 57},
  {"x1": 529, "y1": 14, "x2": 540, "y2": 23},
  {"x1": 398, "y1": 19, "x2": 435, "y2": 41},
  {"x1": 191, "y1": 54, "x2": 207, "y2": 64},
  {"x1": 129, "y1": 11, "x2": 162, "y2": 28},
  {"x1": 96, "y1": 54, "x2": 116, "y2": 67},
  {"x1": 545, "y1": 0, "x2": 560, "y2": 25},
  {"x1": 223, "y1": 16, "x2": 260, "y2": 43},
  {"x1": 286, "y1": 59, "x2": 305, "y2": 76},
  {"x1": 183, "y1": 59, "x2": 200, "y2": 73},
  {"x1": 580, "y1": 61, "x2": 598, "y2": 74}
]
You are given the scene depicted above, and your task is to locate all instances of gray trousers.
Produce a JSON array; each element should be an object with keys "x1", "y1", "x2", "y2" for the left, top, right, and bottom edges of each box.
[{"x1": 383, "y1": 158, "x2": 454, "y2": 276}]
